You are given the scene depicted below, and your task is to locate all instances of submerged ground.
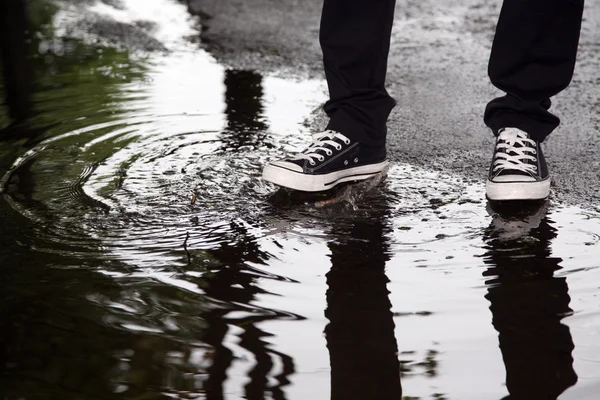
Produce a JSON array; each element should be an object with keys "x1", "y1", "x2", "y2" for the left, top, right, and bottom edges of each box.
[{"x1": 1, "y1": 1, "x2": 599, "y2": 399}]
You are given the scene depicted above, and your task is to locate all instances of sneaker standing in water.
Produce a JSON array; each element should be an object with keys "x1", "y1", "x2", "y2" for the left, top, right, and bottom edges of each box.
[
  {"x1": 262, "y1": 0, "x2": 585, "y2": 201},
  {"x1": 484, "y1": 0, "x2": 583, "y2": 200},
  {"x1": 263, "y1": 0, "x2": 395, "y2": 192}
]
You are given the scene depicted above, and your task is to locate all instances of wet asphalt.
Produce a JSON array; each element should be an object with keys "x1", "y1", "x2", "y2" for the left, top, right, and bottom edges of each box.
[{"x1": 198, "y1": 0, "x2": 600, "y2": 209}]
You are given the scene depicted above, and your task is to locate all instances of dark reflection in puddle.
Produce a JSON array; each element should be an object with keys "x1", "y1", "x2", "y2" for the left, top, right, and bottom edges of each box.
[
  {"x1": 1, "y1": 1, "x2": 600, "y2": 399},
  {"x1": 196, "y1": 222, "x2": 298, "y2": 399},
  {"x1": 224, "y1": 69, "x2": 268, "y2": 144},
  {"x1": 483, "y1": 202, "x2": 577, "y2": 399},
  {"x1": 325, "y1": 200, "x2": 402, "y2": 399}
]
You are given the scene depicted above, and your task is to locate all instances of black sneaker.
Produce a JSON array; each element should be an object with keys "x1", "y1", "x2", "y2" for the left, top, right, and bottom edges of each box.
[
  {"x1": 486, "y1": 127, "x2": 550, "y2": 201},
  {"x1": 262, "y1": 130, "x2": 388, "y2": 192}
]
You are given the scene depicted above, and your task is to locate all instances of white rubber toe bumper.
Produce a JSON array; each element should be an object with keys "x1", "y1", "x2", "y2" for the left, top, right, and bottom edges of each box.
[
  {"x1": 486, "y1": 175, "x2": 551, "y2": 201},
  {"x1": 263, "y1": 161, "x2": 389, "y2": 192}
]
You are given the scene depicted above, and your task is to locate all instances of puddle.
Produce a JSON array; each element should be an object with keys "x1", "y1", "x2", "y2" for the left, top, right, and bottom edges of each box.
[{"x1": 2, "y1": 1, "x2": 600, "y2": 399}]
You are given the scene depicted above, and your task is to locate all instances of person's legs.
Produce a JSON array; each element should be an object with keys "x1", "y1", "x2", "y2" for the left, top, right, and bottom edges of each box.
[
  {"x1": 485, "y1": 0, "x2": 584, "y2": 141},
  {"x1": 321, "y1": 0, "x2": 397, "y2": 148},
  {"x1": 484, "y1": 0, "x2": 584, "y2": 201},
  {"x1": 262, "y1": 0, "x2": 396, "y2": 192}
]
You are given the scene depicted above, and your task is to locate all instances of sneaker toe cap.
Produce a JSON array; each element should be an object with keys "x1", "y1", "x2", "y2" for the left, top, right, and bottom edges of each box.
[
  {"x1": 269, "y1": 160, "x2": 304, "y2": 172},
  {"x1": 491, "y1": 174, "x2": 536, "y2": 183}
]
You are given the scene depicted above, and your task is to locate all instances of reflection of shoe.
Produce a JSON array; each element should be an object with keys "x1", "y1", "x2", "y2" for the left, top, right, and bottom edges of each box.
[
  {"x1": 486, "y1": 128, "x2": 550, "y2": 201},
  {"x1": 486, "y1": 200, "x2": 548, "y2": 242},
  {"x1": 262, "y1": 130, "x2": 388, "y2": 192}
]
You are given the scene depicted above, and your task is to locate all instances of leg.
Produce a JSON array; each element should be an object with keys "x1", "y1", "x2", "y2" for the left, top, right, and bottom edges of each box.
[
  {"x1": 484, "y1": 0, "x2": 584, "y2": 201},
  {"x1": 320, "y1": 0, "x2": 396, "y2": 148},
  {"x1": 484, "y1": 0, "x2": 584, "y2": 142},
  {"x1": 262, "y1": 0, "x2": 396, "y2": 191}
]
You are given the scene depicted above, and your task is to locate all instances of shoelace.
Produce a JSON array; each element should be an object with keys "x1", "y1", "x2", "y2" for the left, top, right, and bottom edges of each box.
[
  {"x1": 492, "y1": 128, "x2": 538, "y2": 174},
  {"x1": 291, "y1": 130, "x2": 351, "y2": 166}
]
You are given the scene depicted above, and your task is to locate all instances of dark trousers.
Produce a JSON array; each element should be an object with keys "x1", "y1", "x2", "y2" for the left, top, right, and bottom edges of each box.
[
  {"x1": 484, "y1": 0, "x2": 584, "y2": 142},
  {"x1": 320, "y1": 0, "x2": 396, "y2": 148},
  {"x1": 320, "y1": 0, "x2": 584, "y2": 146}
]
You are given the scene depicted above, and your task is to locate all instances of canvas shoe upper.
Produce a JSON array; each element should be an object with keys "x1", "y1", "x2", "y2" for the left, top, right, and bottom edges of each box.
[
  {"x1": 262, "y1": 130, "x2": 388, "y2": 192},
  {"x1": 486, "y1": 127, "x2": 550, "y2": 201}
]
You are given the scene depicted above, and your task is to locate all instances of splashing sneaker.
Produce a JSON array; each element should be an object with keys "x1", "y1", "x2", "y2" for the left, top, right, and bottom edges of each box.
[
  {"x1": 262, "y1": 130, "x2": 388, "y2": 192},
  {"x1": 486, "y1": 127, "x2": 550, "y2": 201}
]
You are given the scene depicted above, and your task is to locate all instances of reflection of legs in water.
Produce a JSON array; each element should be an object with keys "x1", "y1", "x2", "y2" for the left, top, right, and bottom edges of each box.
[
  {"x1": 325, "y1": 210, "x2": 402, "y2": 399},
  {"x1": 0, "y1": 0, "x2": 34, "y2": 122},
  {"x1": 200, "y1": 222, "x2": 294, "y2": 399},
  {"x1": 240, "y1": 325, "x2": 295, "y2": 400},
  {"x1": 222, "y1": 69, "x2": 267, "y2": 149},
  {"x1": 202, "y1": 310, "x2": 234, "y2": 400},
  {"x1": 484, "y1": 204, "x2": 577, "y2": 399}
]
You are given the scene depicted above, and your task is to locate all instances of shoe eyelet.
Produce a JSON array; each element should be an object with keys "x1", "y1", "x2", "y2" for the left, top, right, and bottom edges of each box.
[
  {"x1": 354, "y1": 158, "x2": 359, "y2": 163},
  {"x1": 326, "y1": 150, "x2": 333, "y2": 156},
  {"x1": 344, "y1": 140, "x2": 351, "y2": 145},
  {"x1": 319, "y1": 156, "x2": 325, "y2": 161},
  {"x1": 309, "y1": 161, "x2": 316, "y2": 166},
  {"x1": 335, "y1": 145, "x2": 342, "y2": 150},
  {"x1": 344, "y1": 160, "x2": 349, "y2": 165}
]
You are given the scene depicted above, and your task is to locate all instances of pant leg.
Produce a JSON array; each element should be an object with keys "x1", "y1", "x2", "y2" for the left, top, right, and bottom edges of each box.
[
  {"x1": 484, "y1": 0, "x2": 584, "y2": 142},
  {"x1": 320, "y1": 0, "x2": 396, "y2": 148}
]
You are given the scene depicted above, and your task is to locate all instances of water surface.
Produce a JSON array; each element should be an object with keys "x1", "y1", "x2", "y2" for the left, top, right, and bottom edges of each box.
[{"x1": 1, "y1": 1, "x2": 600, "y2": 399}]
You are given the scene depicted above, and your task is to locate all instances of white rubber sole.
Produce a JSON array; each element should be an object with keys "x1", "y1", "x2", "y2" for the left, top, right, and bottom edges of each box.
[
  {"x1": 263, "y1": 161, "x2": 389, "y2": 192},
  {"x1": 486, "y1": 178, "x2": 551, "y2": 201}
]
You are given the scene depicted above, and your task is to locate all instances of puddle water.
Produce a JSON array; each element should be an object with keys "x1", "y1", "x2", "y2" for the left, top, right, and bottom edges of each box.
[{"x1": 2, "y1": 1, "x2": 600, "y2": 399}]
